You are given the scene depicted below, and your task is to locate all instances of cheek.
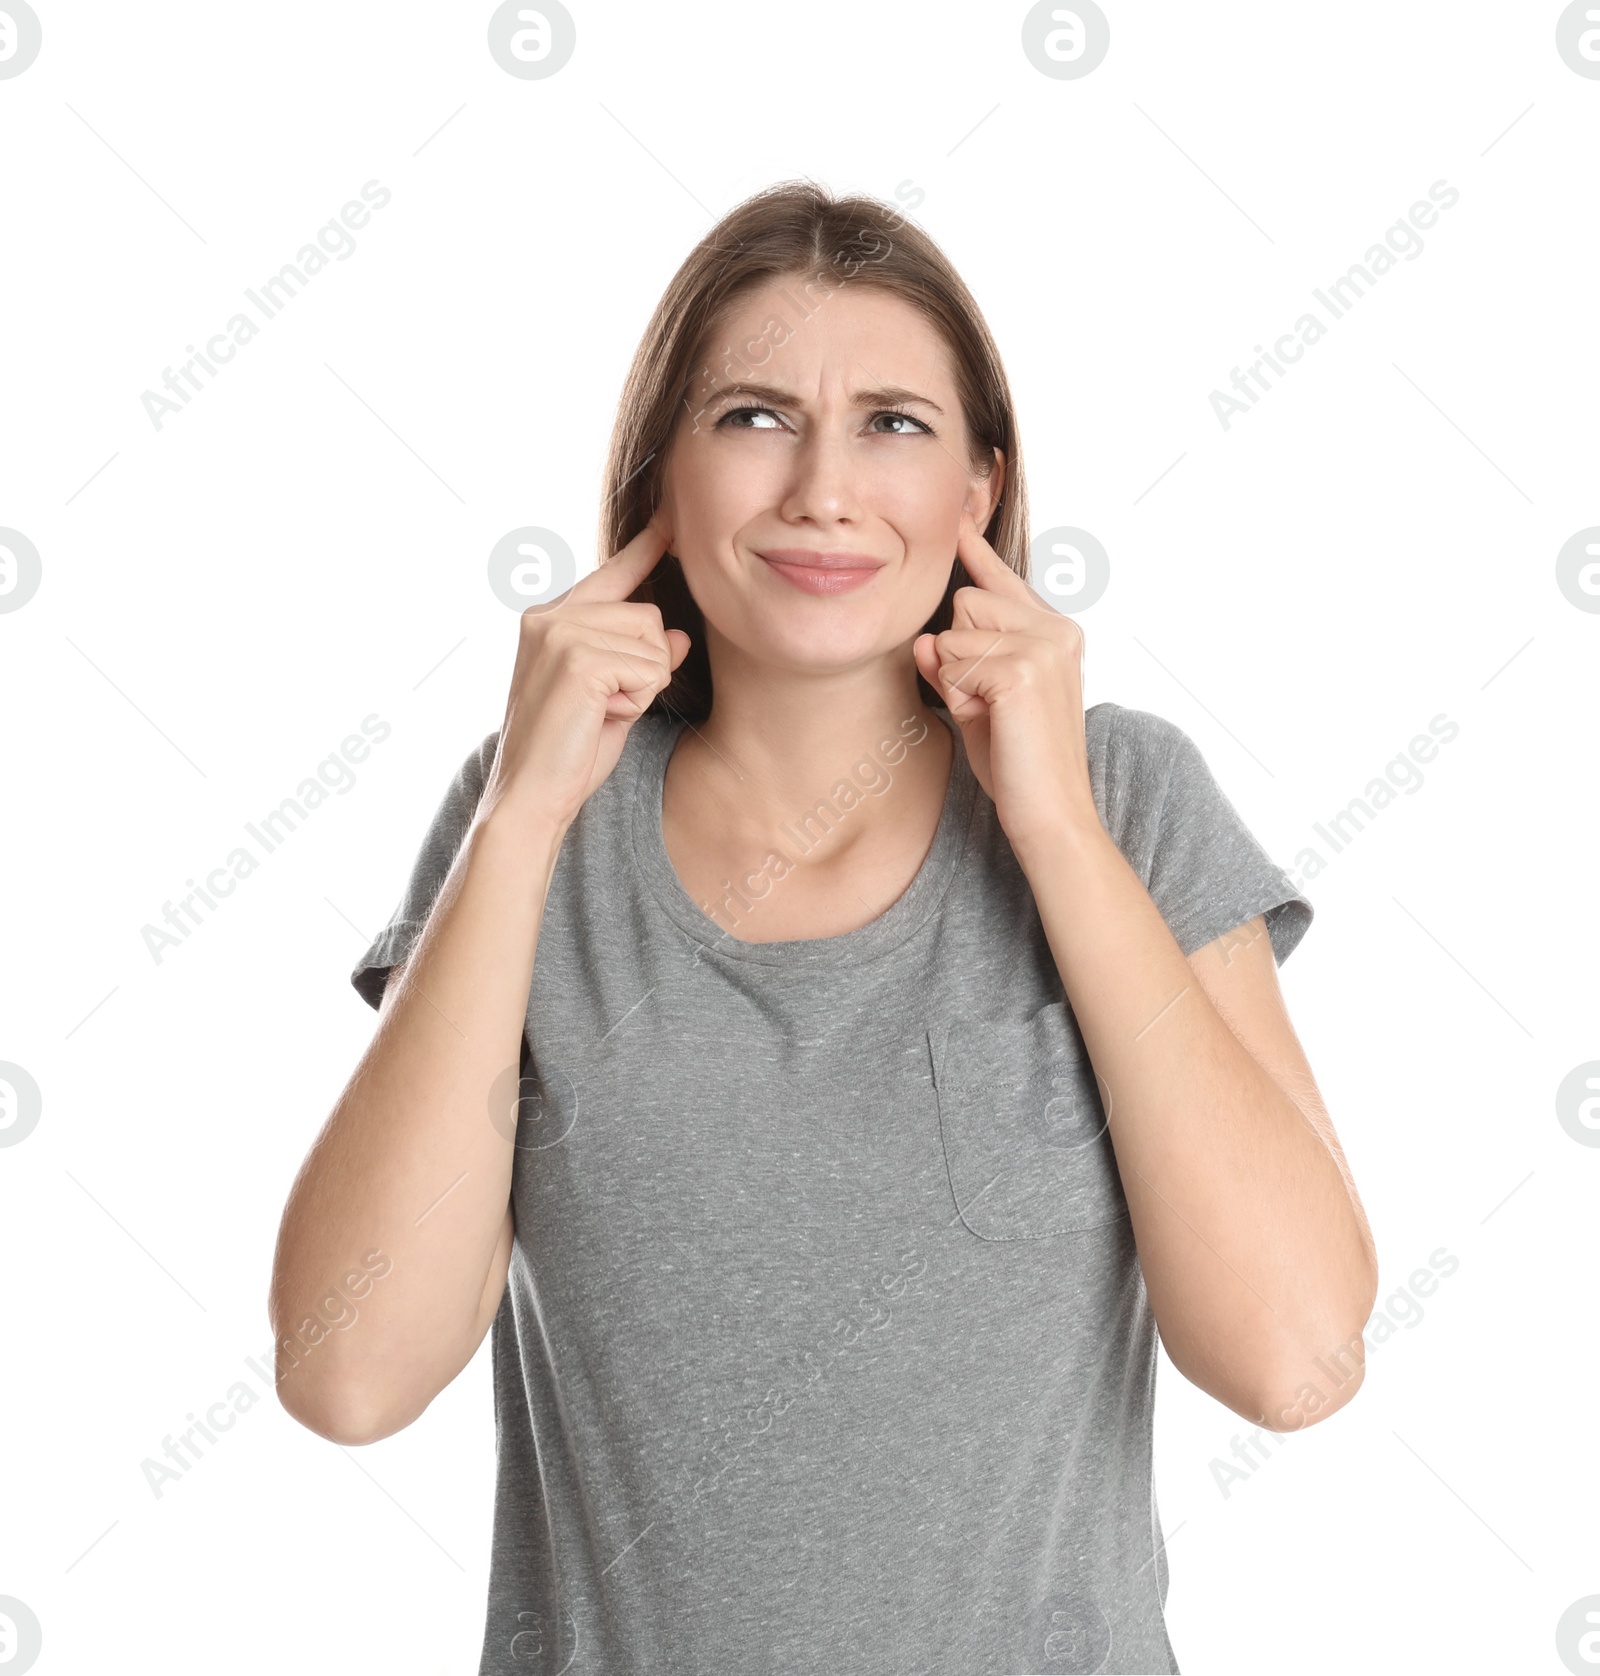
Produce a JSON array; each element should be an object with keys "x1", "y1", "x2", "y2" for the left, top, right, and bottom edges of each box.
[
  {"x1": 876, "y1": 462, "x2": 967, "y2": 543},
  {"x1": 671, "y1": 446, "x2": 777, "y2": 538}
]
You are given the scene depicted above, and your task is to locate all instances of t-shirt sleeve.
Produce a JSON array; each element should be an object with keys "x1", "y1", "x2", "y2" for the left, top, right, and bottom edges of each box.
[
  {"x1": 1108, "y1": 706, "x2": 1312, "y2": 966},
  {"x1": 349, "y1": 730, "x2": 501, "y2": 1010}
]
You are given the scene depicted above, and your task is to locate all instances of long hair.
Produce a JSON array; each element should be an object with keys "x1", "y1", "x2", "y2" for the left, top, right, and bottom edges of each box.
[{"x1": 597, "y1": 178, "x2": 1029, "y2": 723}]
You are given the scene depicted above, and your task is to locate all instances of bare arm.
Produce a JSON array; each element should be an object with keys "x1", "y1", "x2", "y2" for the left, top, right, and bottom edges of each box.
[
  {"x1": 268, "y1": 515, "x2": 686, "y2": 1446},
  {"x1": 914, "y1": 515, "x2": 1375, "y2": 1433},
  {"x1": 1016, "y1": 818, "x2": 1378, "y2": 1432},
  {"x1": 269, "y1": 812, "x2": 563, "y2": 1445}
]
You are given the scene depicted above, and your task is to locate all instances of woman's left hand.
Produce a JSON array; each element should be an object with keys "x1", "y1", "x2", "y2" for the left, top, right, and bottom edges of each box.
[{"x1": 912, "y1": 509, "x2": 1099, "y2": 850}]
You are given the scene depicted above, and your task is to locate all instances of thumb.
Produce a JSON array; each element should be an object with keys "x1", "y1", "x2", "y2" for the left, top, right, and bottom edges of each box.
[
  {"x1": 912, "y1": 631, "x2": 940, "y2": 689},
  {"x1": 666, "y1": 627, "x2": 692, "y2": 669},
  {"x1": 915, "y1": 631, "x2": 984, "y2": 723}
]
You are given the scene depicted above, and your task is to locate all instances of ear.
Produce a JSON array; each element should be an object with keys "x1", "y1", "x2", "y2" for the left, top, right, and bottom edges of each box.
[
  {"x1": 963, "y1": 446, "x2": 1007, "y2": 528},
  {"x1": 650, "y1": 494, "x2": 676, "y2": 548}
]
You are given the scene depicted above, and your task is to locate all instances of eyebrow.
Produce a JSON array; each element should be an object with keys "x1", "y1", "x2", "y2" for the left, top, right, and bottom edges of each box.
[{"x1": 695, "y1": 380, "x2": 945, "y2": 416}]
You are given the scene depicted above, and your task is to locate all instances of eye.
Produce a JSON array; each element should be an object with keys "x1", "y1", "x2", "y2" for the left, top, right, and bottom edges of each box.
[
  {"x1": 869, "y1": 408, "x2": 934, "y2": 436},
  {"x1": 717, "y1": 405, "x2": 784, "y2": 430}
]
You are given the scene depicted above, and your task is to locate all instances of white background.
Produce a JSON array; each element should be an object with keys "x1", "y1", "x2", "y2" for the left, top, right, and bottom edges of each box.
[{"x1": 3, "y1": 3, "x2": 1596, "y2": 1672}]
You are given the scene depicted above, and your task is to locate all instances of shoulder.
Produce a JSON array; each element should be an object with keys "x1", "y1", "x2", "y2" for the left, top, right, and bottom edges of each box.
[
  {"x1": 438, "y1": 728, "x2": 501, "y2": 811},
  {"x1": 1086, "y1": 700, "x2": 1194, "y2": 809}
]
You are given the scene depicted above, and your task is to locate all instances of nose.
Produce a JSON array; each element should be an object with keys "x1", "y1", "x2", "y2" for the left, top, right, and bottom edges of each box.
[{"x1": 778, "y1": 424, "x2": 863, "y2": 529}]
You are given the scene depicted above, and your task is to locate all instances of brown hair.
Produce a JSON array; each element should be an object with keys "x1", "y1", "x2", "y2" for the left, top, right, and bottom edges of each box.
[{"x1": 598, "y1": 177, "x2": 1030, "y2": 723}]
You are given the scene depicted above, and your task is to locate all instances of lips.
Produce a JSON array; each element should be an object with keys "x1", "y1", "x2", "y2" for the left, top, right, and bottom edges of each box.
[
  {"x1": 755, "y1": 549, "x2": 887, "y2": 571},
  {"x1": 757, "y1": 550, "x2": 885, "y2": 597}
]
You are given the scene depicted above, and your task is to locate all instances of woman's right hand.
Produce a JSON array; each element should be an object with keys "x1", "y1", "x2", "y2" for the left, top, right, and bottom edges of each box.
[
  {"x1": 270, "y1": 525, "x2": 687, "y2": 1445},
  {"x1": 478, "y1": 514, "x2": 690, "y2": 837}
]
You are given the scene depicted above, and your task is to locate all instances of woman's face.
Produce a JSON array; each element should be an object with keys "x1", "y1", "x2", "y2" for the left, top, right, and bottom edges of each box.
[{"x1": 657, "y1": 276, "x2": 1004, "y2": 683}]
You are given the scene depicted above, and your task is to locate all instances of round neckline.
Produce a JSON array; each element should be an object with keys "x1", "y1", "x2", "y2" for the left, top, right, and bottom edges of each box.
[{"x1": 631, "y1": 708, "x2": 976, "y2": 970}]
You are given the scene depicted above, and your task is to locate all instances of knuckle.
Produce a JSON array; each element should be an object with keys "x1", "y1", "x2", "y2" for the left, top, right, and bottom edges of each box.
[{"x1": 626, "y1": 601, "x2": 668, "y2": 638}]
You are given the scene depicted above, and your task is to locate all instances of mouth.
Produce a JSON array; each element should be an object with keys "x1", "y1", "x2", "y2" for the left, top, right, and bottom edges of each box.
[{"x1": 756, "y1": 548, "x2": 886, "y2": 597}]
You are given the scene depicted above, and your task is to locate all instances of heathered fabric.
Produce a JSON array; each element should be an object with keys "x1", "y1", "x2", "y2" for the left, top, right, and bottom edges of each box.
[{"x1": 351, "y1": 699, "x2": 1312, "y2": 1676}]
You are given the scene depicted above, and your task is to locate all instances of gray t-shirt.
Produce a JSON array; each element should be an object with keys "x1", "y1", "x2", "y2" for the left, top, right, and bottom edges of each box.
[{"x1": 351, "y1": 699, "x2": 1312, "y2": 1676}]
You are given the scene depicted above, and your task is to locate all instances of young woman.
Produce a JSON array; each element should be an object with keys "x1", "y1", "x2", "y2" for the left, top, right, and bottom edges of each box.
[{"x1": 270, "y1": 180, "x2": 1377, "y2": 1676}]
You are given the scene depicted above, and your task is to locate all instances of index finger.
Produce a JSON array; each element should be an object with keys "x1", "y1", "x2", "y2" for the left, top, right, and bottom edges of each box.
[
  {"x1": 954, "y1": 507, "x2": 1037, "y2": 602},
  {"x1": 580, "y1": 518, "x2": 672, "y2": 603}
]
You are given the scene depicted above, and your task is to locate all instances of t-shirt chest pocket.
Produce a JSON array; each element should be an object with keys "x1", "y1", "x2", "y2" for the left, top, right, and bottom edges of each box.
[{"x1": 928, "y1": 1002, "x2": 1131, "y2": 1241}]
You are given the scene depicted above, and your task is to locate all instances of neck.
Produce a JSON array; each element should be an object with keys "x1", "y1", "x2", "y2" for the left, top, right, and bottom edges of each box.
[{"x1": 667, "y1": 644, "x2": 954, "y2": 862}]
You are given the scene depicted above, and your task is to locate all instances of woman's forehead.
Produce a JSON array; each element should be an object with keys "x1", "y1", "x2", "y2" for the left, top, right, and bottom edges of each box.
[{"x1": 687, "y1": 281, "x2": 957, "y2": 406}]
